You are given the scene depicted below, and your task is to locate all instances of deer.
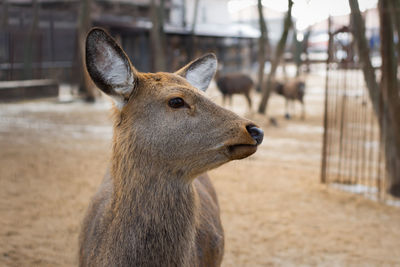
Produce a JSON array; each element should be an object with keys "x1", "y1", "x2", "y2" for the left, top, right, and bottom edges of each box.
[
  {"x1": 79, "y1": 28, "x2": 264, "y2": 267},
  {"x1": 273, "y1": 78, "x2": 306, "y2": 120},
  {"x1": 215, "y1": 71, "x2": 254, "y2": 110}
]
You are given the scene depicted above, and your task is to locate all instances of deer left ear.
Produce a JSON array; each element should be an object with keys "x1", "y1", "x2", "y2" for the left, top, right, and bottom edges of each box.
[{"x1": 175, "y1": 53, "x2": 217, "y2": 92}]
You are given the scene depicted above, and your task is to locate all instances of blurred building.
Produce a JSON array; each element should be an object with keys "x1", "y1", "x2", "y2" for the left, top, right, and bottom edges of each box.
[
  {"x1": 308, "y1": 7, "x2": 379, "y2": 63},
  {"x1": 227, "y1": 2, "x2": 287, "y2": 45},
  {"x1": 0, "y1": 0, "x2": 262, "y2": 84}
]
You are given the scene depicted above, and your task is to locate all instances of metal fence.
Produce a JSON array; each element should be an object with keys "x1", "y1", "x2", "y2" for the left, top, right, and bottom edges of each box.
[
  {"x1": 319, "y1": 10, "x2": 400, "y2": 205},
  {"x1": 321, "y1": 64, "x2": 390, "y2": 201}
]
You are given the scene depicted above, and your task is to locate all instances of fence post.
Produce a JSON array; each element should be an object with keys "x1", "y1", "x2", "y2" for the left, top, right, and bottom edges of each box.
[{"x1": 321, "y1": 16, "x2": 333, "y2": 183}]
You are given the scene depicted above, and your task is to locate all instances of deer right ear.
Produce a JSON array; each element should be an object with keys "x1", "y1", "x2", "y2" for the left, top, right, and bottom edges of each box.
[
  {"x1": 86, "y1": 28, "x2": 136, "y2": 109},
  {"x1": 175, "y1": 53, "x2": 217, "y2": 92}
]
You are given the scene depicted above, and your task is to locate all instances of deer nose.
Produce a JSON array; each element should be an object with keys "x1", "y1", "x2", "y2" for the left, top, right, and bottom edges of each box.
[{"x1": 246, "y1": 125, "x2": 264, "y2": 145}]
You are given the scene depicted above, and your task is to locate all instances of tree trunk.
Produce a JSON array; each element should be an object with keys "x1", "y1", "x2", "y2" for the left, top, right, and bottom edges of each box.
[
  {"x1": 256, "y1": 0, "x2": 270, "y2": 92},
  {"x1": 23, "y1": 0, "x2": 39, "y2": 80},
  {"x1": 1, "y1": 0, "x2": 9, "y2": 30},
  {"x1": 389, "y1": 0, "x2": 400, "y2": 65},
  {"x1": 150, "y1": 0, "x2": 167, "y2": 71},
  {"x1": 293, "y1": 27, "x2": 311, "y2": 76},
  {"x1": 379, "y1": 0, "x2": 400, "y2": 196},
  {"x1": 348, "y1": 0, "x2": 380, "y2": 114},
  {"x1": 187, "y1": 0, "x2": 200, "y2": 61},
  {"x1": 350, "y1": 0, "x2": 400, "y2": 196},
  {"x1": 292, "y1": 28, "x2": 302, "y2": 77},
  {"x1": 77, "y1": 0, "x2": 96, "y2": 102},
  {"x1": 258, "y1": 0, "x2": 293, "y2": 114},
  {"x1": 303, "y1": 27, "x2": 311, "y2": 73}
]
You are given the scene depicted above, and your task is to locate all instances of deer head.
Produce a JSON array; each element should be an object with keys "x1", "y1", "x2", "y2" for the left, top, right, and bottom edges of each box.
[{"x1": 85, "y1": 28, "x2": 263, "y2": 179}]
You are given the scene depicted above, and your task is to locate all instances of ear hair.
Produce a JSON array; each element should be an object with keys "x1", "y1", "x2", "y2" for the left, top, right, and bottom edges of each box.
[
  {"x1": 85, "y1": 28, "x2": 137, "y2": 109},
  {"x1": 175, "y1": 53, "x2": 217, "y2": 92}
]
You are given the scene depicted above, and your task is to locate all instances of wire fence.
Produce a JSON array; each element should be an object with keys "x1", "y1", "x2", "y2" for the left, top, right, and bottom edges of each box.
[{"x1": 321, "y1": 63, "x2": 400, "y2": 205}]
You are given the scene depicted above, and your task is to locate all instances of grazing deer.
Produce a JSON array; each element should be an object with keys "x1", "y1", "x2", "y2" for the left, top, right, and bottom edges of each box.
[
  {"x1": 215, "y1": 71, "x2": 254, "y2": 109},
  {"x1": 79, "y1": 28, "x2": 264, "y2": 267},
  {"x1": 274, "y1": 78, "x2": 306, "y2": 119}
]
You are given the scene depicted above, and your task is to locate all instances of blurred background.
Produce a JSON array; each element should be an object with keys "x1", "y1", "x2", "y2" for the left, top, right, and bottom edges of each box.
[{"x1": 1, "y1": 0, "x2": 400, "y2": 266}]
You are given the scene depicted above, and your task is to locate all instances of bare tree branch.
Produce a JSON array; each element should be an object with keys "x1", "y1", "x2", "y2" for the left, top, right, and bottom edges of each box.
[
  {"x1": 256, "y1": 0, "x2": 270, "y2": 92},
  {"x1": 258, "y1": 0, "x2": 293, "y2": 114},
  {"x1": 150, "y1": 0, "x2": 167, "y2": 71}
]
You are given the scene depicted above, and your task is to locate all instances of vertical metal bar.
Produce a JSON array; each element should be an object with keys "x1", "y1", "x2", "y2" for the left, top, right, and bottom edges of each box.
[
  {"x1": 333, "y1": 64, "x2": 342, "y2": 182},
  {"x1": 359, "y1": 70, "x2": 368, "y2": 188},
  {"x1": 351, "y1": 68, "x2": 362, "y2": 188},
  {"x1": 332, "y1": 57, "x2": 342, "y2": 182},
  {"x1": 345, "y1": 66, "x2": 352, "y2": 186},
  {"x1": 345, "y1": 67, "x2": 354, "y2": 187},
  {"x1": 350, "y1": 70, "x2": 356, "y2": 187},
  {"x1": 337, "y1": 67, "x2": 348, "y2": 184},
  {"x1": 321, "y1": 16, "x2": 333, "y2": 183},
  {"x1": 353, "y1": 69, "x2": 360, "y2": 187},
  {"x1": 356, "y1": 69, "x2": 363, "y2": 186},
  {"x1": 367, "y1": 92, "x2": 376, "y2": 195},
  {"x1": 377, "y1": 58, "x2": 386, "y2": 200},
  {"x1": 377, "y1": 116, "x2": 384, "y2": 200},
  {"x1": 347, "y1": 68, "x2": 356, "y2": 187},
  {"x1": 326, "y1": 64, "x2": 335, "y2": 183},
  {"x1": 325, "y1": 42, "x2": 334, "y2": 184},
  {"x1": 326, "y1": 64, "x2": 336, "y2": 183}
]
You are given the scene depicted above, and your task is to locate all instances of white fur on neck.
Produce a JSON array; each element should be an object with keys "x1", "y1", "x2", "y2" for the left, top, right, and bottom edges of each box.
[{"x1": 111, "y1": 95, "x2": 126, "y2": 110}]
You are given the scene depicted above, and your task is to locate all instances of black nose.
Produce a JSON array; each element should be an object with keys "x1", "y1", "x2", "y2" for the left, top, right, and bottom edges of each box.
[{"x1": 246, "y1": 125, "x2": 264, "y2": 145}]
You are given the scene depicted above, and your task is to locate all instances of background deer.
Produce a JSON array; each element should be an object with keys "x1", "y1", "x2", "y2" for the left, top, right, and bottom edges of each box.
[
  {"x1": 79, "y1": 28, "x2": 264, "y2": 267},
  {"x1": 215, "y1": 71, "x2": 254, "y2": 109},
  {"x1": 274, "y1": 78, "x2": 306, "y2": 119}
]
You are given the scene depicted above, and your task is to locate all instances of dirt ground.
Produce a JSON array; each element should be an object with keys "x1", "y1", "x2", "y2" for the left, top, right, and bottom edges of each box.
[{"x1": 1, "y1": 73, "x2": 400, "y2": 266}]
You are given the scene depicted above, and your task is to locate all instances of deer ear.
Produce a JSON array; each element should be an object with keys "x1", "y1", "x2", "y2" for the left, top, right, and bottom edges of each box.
[
  {"x1": 86, "y1": 28, "x2": 136, "y2": 109},
  {"x1": 175, "y1": 53, "x2": 217, "y2": 92}
]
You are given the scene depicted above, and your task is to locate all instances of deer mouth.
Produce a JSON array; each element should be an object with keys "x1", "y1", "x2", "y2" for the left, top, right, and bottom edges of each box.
[{"x1": 227, "y1": 144, "x2": 258, "y2": 160}]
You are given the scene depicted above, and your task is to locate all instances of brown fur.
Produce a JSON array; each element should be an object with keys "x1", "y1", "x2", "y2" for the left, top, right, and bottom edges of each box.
[
  {"x1": 79, "y1": 28, "x2": 263, "y2": 267},
  {"x1": 215, "y1": 72, "x2": 254, "y2": 109},
  {"x1": 274, "y1": 78, "x2": 306, "y2": 119}
]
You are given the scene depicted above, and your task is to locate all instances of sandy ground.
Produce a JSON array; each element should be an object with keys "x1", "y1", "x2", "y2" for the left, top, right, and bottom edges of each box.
[{"x1": 1, "y1": 73, "x2": 400, "y2": 266}]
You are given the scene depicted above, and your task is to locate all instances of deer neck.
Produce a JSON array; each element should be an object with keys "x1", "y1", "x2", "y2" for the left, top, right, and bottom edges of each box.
[{"x1": 108, "y1": 139, "x2": 199, "y2": 265}]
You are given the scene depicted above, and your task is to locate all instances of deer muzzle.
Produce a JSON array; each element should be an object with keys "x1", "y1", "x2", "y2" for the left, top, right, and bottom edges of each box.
[
  {"x1": 226, "y1": 124, "x2": 264, "y2": 160},
  {"x1": 246, "y1": 125, "x2": 264, "y2": 145}
]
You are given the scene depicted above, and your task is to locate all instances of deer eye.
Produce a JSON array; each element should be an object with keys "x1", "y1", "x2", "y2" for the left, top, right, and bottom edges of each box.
[{"x1": 168, "y1": 97, "x2": 185, "y2": 109}]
